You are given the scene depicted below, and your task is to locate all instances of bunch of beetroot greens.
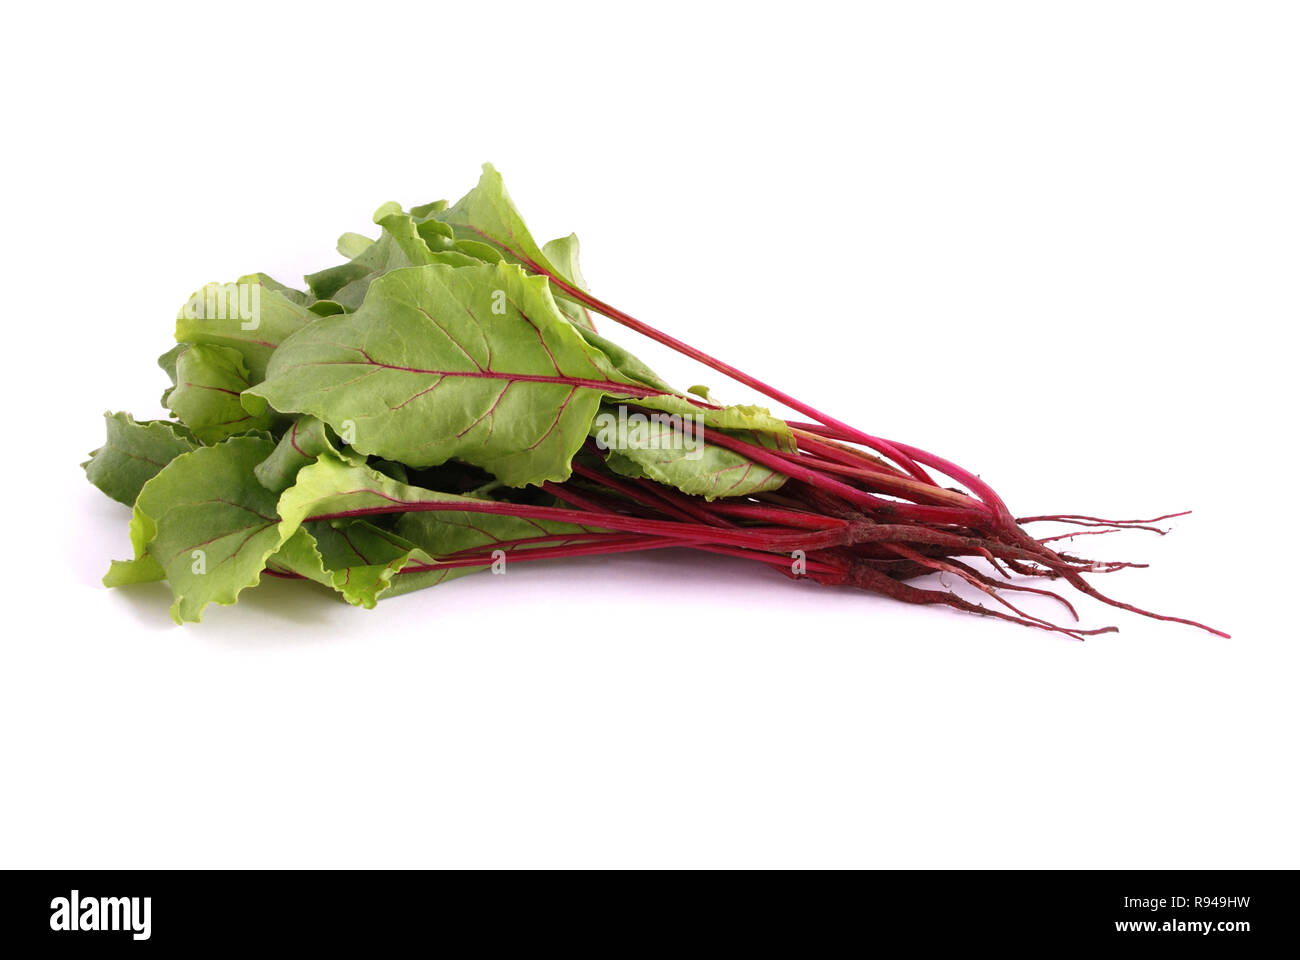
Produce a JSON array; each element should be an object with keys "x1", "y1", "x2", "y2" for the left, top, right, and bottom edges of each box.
[{"x1": 84, "y1": 165, "x2": 1225, "y2": 637}]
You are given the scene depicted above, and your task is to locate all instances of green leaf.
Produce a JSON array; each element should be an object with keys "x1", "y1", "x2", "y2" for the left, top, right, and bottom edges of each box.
[
  {"x1": 276, "y1": 454, "x2": 597, "y2": 598},
  {"x1": 158, "y1": 343, "x2": 187, "y2": 384},
  {"x1": 276, "y1": 453, "x2": 482, "y2": 530},
  {"x1": 601, "y1": 443, "x2": 787, "y2": 500},
  {"x1": 434, "y1": 166, "x2": 598, "y2": 328},
  {"x1": 247, "y1": 262, "x2": 638, "y2": 486},
  {"x1": 433, "y1": 163, "x2": 562, "y2": 275},
  {"x1": 336, "y1": 232, "x2": 374, "y2": 259},
  {"x1": 83, "y1": 412, "x2": 196, "y2": 506},
  {"x1": 589, "y1": 398, "x2": 794, "y2": 500},
  {"x1": 103, "y1": 554, "x2": 166, "y2": 586},
  {"x1": 174, "y1": 274, "x2": 317, "y2": 382},
  {"x1": 368, "y1": 459, "x2": 410, "y2": 484},
  {"x1": 307, "y1": 519, "x2": 431, "y2": 607},
  {"x1": 409, "y1": 199, "x2": 448, "y2": 219},
  {"x1": 111, "y1": 436, "x2": 291, "y2": 623},
  {"x1": 305, "y1": 205, "x2": 480, "y2": 311},
  {"x1": 575, "y1": 327, "x2": 675, "y2": 393},
  {"x1": 257, "y1": 273, "x2": 313, "y2": 305},
  {"x1": 630, "y1": 394, "x2": 796, "y2": 438},
  {"x1": 163, "y1": 344, "x2": 275, "y2": 442},
  {"x1": 373, "y1": 202, "x2": 443, "y2": 263},
  {"x1": 268, "y1": 520, "x2": 429, "y2": 608},
  {"x1": 157, "y1": 343, "x2": 188, "y2": 408},
  {"x1": 262, "y1": 526, "x2": 330, "y2": 586},
  {"x1": 542, "y1": 234, "x2": 595, "y2": 331},
  {"x1": 253, "y1": 416, "x2": 351, "y2": 493},
  {"x1": 302, "y1": 180, "x2": 593, "y2": 326},
  {"x1": 308, "y1": 300, "x2": 346, "y2": 317}
]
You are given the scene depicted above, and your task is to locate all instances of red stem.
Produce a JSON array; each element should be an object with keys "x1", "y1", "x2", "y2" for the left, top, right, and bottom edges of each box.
[
  {"x1": 306, "y1": 497, "x2": 846, "y2": 553},
  {"x1": 696, "y1": 424, "x2": 991, "y2": 528},
  {"x1": 401, "y1": 535, "x2": 685, "y2": 572},
  {"x1": 537, "y1": 270, "x2": 939, "y2": 485}
]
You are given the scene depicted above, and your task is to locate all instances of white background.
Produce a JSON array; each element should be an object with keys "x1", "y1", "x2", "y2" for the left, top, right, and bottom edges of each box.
[{"x1": 2, "y1": 1, "x2": 1295, "y2": 868}]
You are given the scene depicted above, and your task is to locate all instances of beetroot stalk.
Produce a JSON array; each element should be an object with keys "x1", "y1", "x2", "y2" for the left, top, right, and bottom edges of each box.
[
  {"x1": 306, "y1": 497, "x2": 850, "y2": 554},
  {"x1": 533, "y1": 269, "x2": 939, "y2": 484}
]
